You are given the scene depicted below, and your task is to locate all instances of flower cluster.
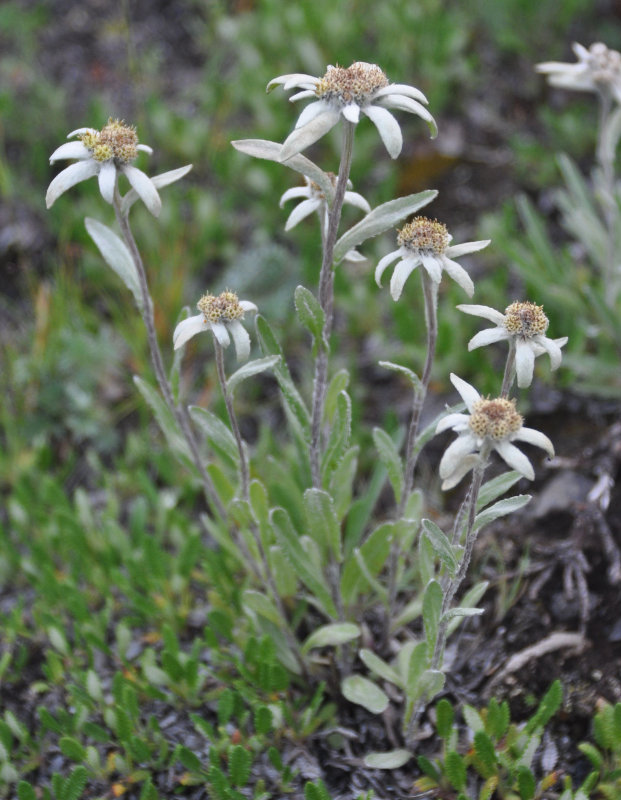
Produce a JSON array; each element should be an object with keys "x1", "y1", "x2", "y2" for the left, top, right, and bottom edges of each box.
[
  {"x1": 173, "y1": 291, "x2": 257, "y2": 361},
  {"x1": 437, "y1": 375, "x2": 555, "y2": 490},
  {"x1": 458, "y1": 301, "x2": 567, "y2": 388},
  {"x1": 375, "y1": 216, "x2": 490, "y2": 300},
  {"x1": 536, "y1": 42, "x2": 621, "y2": 104},
  {"x1": 268, "y1": 61, "x2": 437, "y2": 161},
  {"x1": 46, "y1": 118, "x2": 161, "y2": 216}
]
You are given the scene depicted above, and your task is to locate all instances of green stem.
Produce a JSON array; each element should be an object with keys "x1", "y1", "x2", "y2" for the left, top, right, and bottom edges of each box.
[
  {"x1": 113, "y1": 193, "x2": 225, "y2": 519},
  {"x1": 310, "y1": 121, "x2": 356, "y2": 488}
]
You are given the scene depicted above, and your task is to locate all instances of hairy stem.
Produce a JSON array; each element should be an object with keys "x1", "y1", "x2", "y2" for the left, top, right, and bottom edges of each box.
[
  {"x1": 310, "y1": 121, "x2": 356, "y2": 487},
  {"x1": 500, "y1": 340, "x2": 516, "y2": 398},
  {"x1": 386, "y1": 272, "x2": 439, "y2": 620},
  {"x1": 113, "y1": 193, "x2": 224, "y2": 519},
  {"x1": 214, "y1": 341, "x2": 250, "y2": 500},
  {"x1": 406, "y1": 452, "x2": 488, "y2": 747}
]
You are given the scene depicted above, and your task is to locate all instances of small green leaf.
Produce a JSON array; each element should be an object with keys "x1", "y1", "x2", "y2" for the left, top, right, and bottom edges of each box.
[
  {"x1": 517, "y1": 765, "x2": 536, "y2": 800},
  {"x1": 333, "y1": 190, "x2": 437, "y2": 262},
  {"x1": 405, "y1": 640, "x2": 429, "y2": 698},
  {"x1": 17, "y1": 782, "x2": 37, "y2": 800},
  {"x1": 303, "y1": 488, "x2": 342, "y2": 562},
  {"x1": 340, "y1": 522, "x2": 392, "y2": 604},
  {"x1": 378, "y1": 360, "x2": 422, "y2": 391},
  {"x1": 525, "y1": 680, "x2": 562, "y2": 735},
  {"x1": 324, "y1": 369, "x2": 350, "y2": 423},
  {"x1": 227, "y1": 355, "x2": 280, "y2": 395},
  {"x1": 436, "y1": 698, "x2": 454, "y2": 739},
  {"x1": 577, "y1": 742, "x2": 603, "y2": 770},
  {"x1": 422, "y1": 580, "x2": 443, "y2": 648},
  {"x1": 473, "y1": 730, "x2": 497, "y2": 778},
  {"x1": 476, "y1": 470, "x2": 523, "y2": 510},
  {"x1": 254, "y1": 706, "x2": 273, "y2": 735},
  {"x1": 341, "y1": 675, "x2": 389, "y2": 714},
  {"x1": 447, "y1": 581, "x2": 489, "y2": 635},
  {"x1": 134, "y1": 377, "x2": 190, "y2": 461},
  {"x1": 445, "y1": 750, "x2": 467, "y2": 791},
  {"x1": 84, "y1": 218, "x2": 142, "y2": 310},
  {"x1": 177, "y1": 745, "x2": 202, "y2": 772},
  {"x1": 321, "y1": 390, "x2": 351, "y2": 483},
  {"x1": 229, "y1": 744, "x2": 251, "y2": 787},
  {"x1": 473, "y1": 494, "x2": 531, "y2": 532},
  {"x1": 59, "y1": 736, "x2": 86, "y2": 762},
  {"x1": 294, "y1": 285, "x2": 325, "y2": 344},
  {"x1": 462, "y1": 704, "x2": 485, "y2": 733},
  {"x1": 270, "y1": 508, "x2": 337, "y2": 617},
  {"x1": 242, "y1": 590, "x2": 283, "y2": 629},
  {"x1": 421, "y1": 519, "x2": 458, "y2": 573},
  {"x1": 302, "y1": 623, "x2": 360, "y2": 653},
  {"x1": 359, "y1": 649, "x2": 403, "y2": 688},
  {"x1": 372, "y1": 427, "x2": 404, "y2": 504},
  {"x1": 440, "y1": 607, "x2": 483, "y2": 625},
  {"x1": 61, "y1": 766, "x2": 89, "y2": 800},
  {"x1": 363, "y1": 749, "x2": 411, "y2": 769}
]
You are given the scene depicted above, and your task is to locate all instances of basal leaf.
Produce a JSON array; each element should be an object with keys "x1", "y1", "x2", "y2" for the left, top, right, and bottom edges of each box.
[{"x1": 341, "y1": 675, "x2": 389, "y2": 714}]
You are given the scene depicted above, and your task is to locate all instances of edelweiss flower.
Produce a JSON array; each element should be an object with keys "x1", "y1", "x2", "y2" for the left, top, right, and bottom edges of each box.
[
  {"x1": 437, "y1": 374, "x2": 554, "y2": 490},
  {"x1": 536, "y1": 42, "x2": 621, "y2": 104},
  {"x1": 458, "y1": 301, "x2": 568, "y2": 388},
  {"x1": 46, "y1": 118, "x2": 161, "y2": 216},
  {"x1": 268, "y1": 61, "x2": 437, "y2": 161},
  {"x1": 279, "y1": 173, "x2": 371, "y2": 231},
  {"x1": 375, "y1": 217, "x2": 490, "y2": 300},
  {"x1": 173, "y1": 291, "x2": 258, "y2": 361}
]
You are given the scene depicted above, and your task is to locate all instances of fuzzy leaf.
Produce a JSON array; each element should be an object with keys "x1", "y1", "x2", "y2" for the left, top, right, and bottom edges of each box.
[
  {"x1": 341, "y1": 675, "x2": 389, "y2": 714},
  {"x1": 372, "y1": 427, "x2": 404, "y2": 504},
  {"x1": 440, "y1": 607, "x2": 484, "y2": 625},
  {"x1": 378, "y1": 360, "x2": 422, "y2": 392},
  {"x1": 421, "y1": 519, "x2": 458, "y2": 573},
  {"x1": 303, "y1": 488, "x2": 342, "y2": 562},
  {"x1": 302, "y1": 623, "x2": 360, "y2": 653},
  {"x1": 189, "y1": 406, "x2": 239, "y2": 465},
  {"x1": 462, "y1": 704, "x2": 485, "y2": 733},
  {"x1": 59, "y1": 736, "x2": 86, "y2": 762},
  {"x1": 270, "y1": 508, "x2": 336, "y2": 617},
  {"x1": 85, "y1": 218, "x2": 142, "y2": 310},
  {"x1": 321, "y1": 390, "x2": 351, "y2": 483},
  {"x1": 242, "y1": 590, "x2": 283, "y2": 629},
  {"x1": 359, "y1": 648, "x2": 403, "y2": 689},
  {"x1": 324, "y1": 369, "x2": 350, "y2": 423},
  {"x1": 294, "y1": 285, "x2": 325, "y2": 344},
  {"x1": 134, "y1": 377, "x2": 190, "y2": 461},
  {"x1": 476, "y1": 470, "x2": 523, "y2": 510},
  {"x1": 255, "y1": 315, "x2": 310, "y2": 441},
  {"x1": 363, "y1": 750, "x2": 411, "y2": 769},
  {"x1": 340, "y1": 522, "x2": 392, "y2": 604},
  {"x1": 447, "y1": 581, "x2": 489, "y2": 635},
  {"x1": 423, "y1": 579, "x2": 443, "y2": 647},
  {"x1": 231, "y1": 139, "x2": 334, "y2": 201},
  {"x1": 333, "y1": 190, "x2": 437, "y2": 263},
  {"x1": 473, "y1": 494, "x2": 531, "y2": 532},
  {"x1": 405, "y1": 640, "x2": 429, "y2": 698},
  {"x1": 227, "y1": 355, "x2": 280, "y2": 395}
]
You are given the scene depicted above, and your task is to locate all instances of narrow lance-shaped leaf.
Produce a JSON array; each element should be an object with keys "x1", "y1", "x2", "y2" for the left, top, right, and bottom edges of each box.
[
  {"x1": 134, "y1": 376, "x2": 190, "y2": 462},
  {"x1": 270, "y1": 507, "x2": 337, "y2": 618},
  {"x1": 85, "y1": 218, "x2": 143, "y2": 310},
  {"x1": 189, "y1": 406, "x2": 239, "y2": 465},
  {"x1": 421, "y1": 519, "x2": 458, "y2": 574},
  {"x1": 379, "y1": 360, "x2": 422, "y2": 392},
  {"x1": 227, "y1": 355, "x2": 281, "y2": 395},
  {"x1": 294, "y1": 285, "x2": 325, "y2": 346},
  {"x1": 359, "y1": 648, "x2": 403, "y2": 688},
  {"x1": 303, "y1": 488, "x2": 342, "y2": 562},
  {"x1": 333, "y1": 189, "x2": 437, "y2": 263},
  {"x1": 476, "y1": 470, "x2": 523, "y2": 510},
  {"x1": 231, "y1": 139, "x2": 335, "y2": 202},
  {"x1": 473, "y1": 494, "x2": 531, "y2": 532},
  {"x1": 372, "y1": 427, "x2": 404, "y2": 504},
  {"x1": 321, "y1": 390, "x2": 351, "y2": 483},
  {"x1": 422, "y1": 579, "x2": 443, "y2": 649}
]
